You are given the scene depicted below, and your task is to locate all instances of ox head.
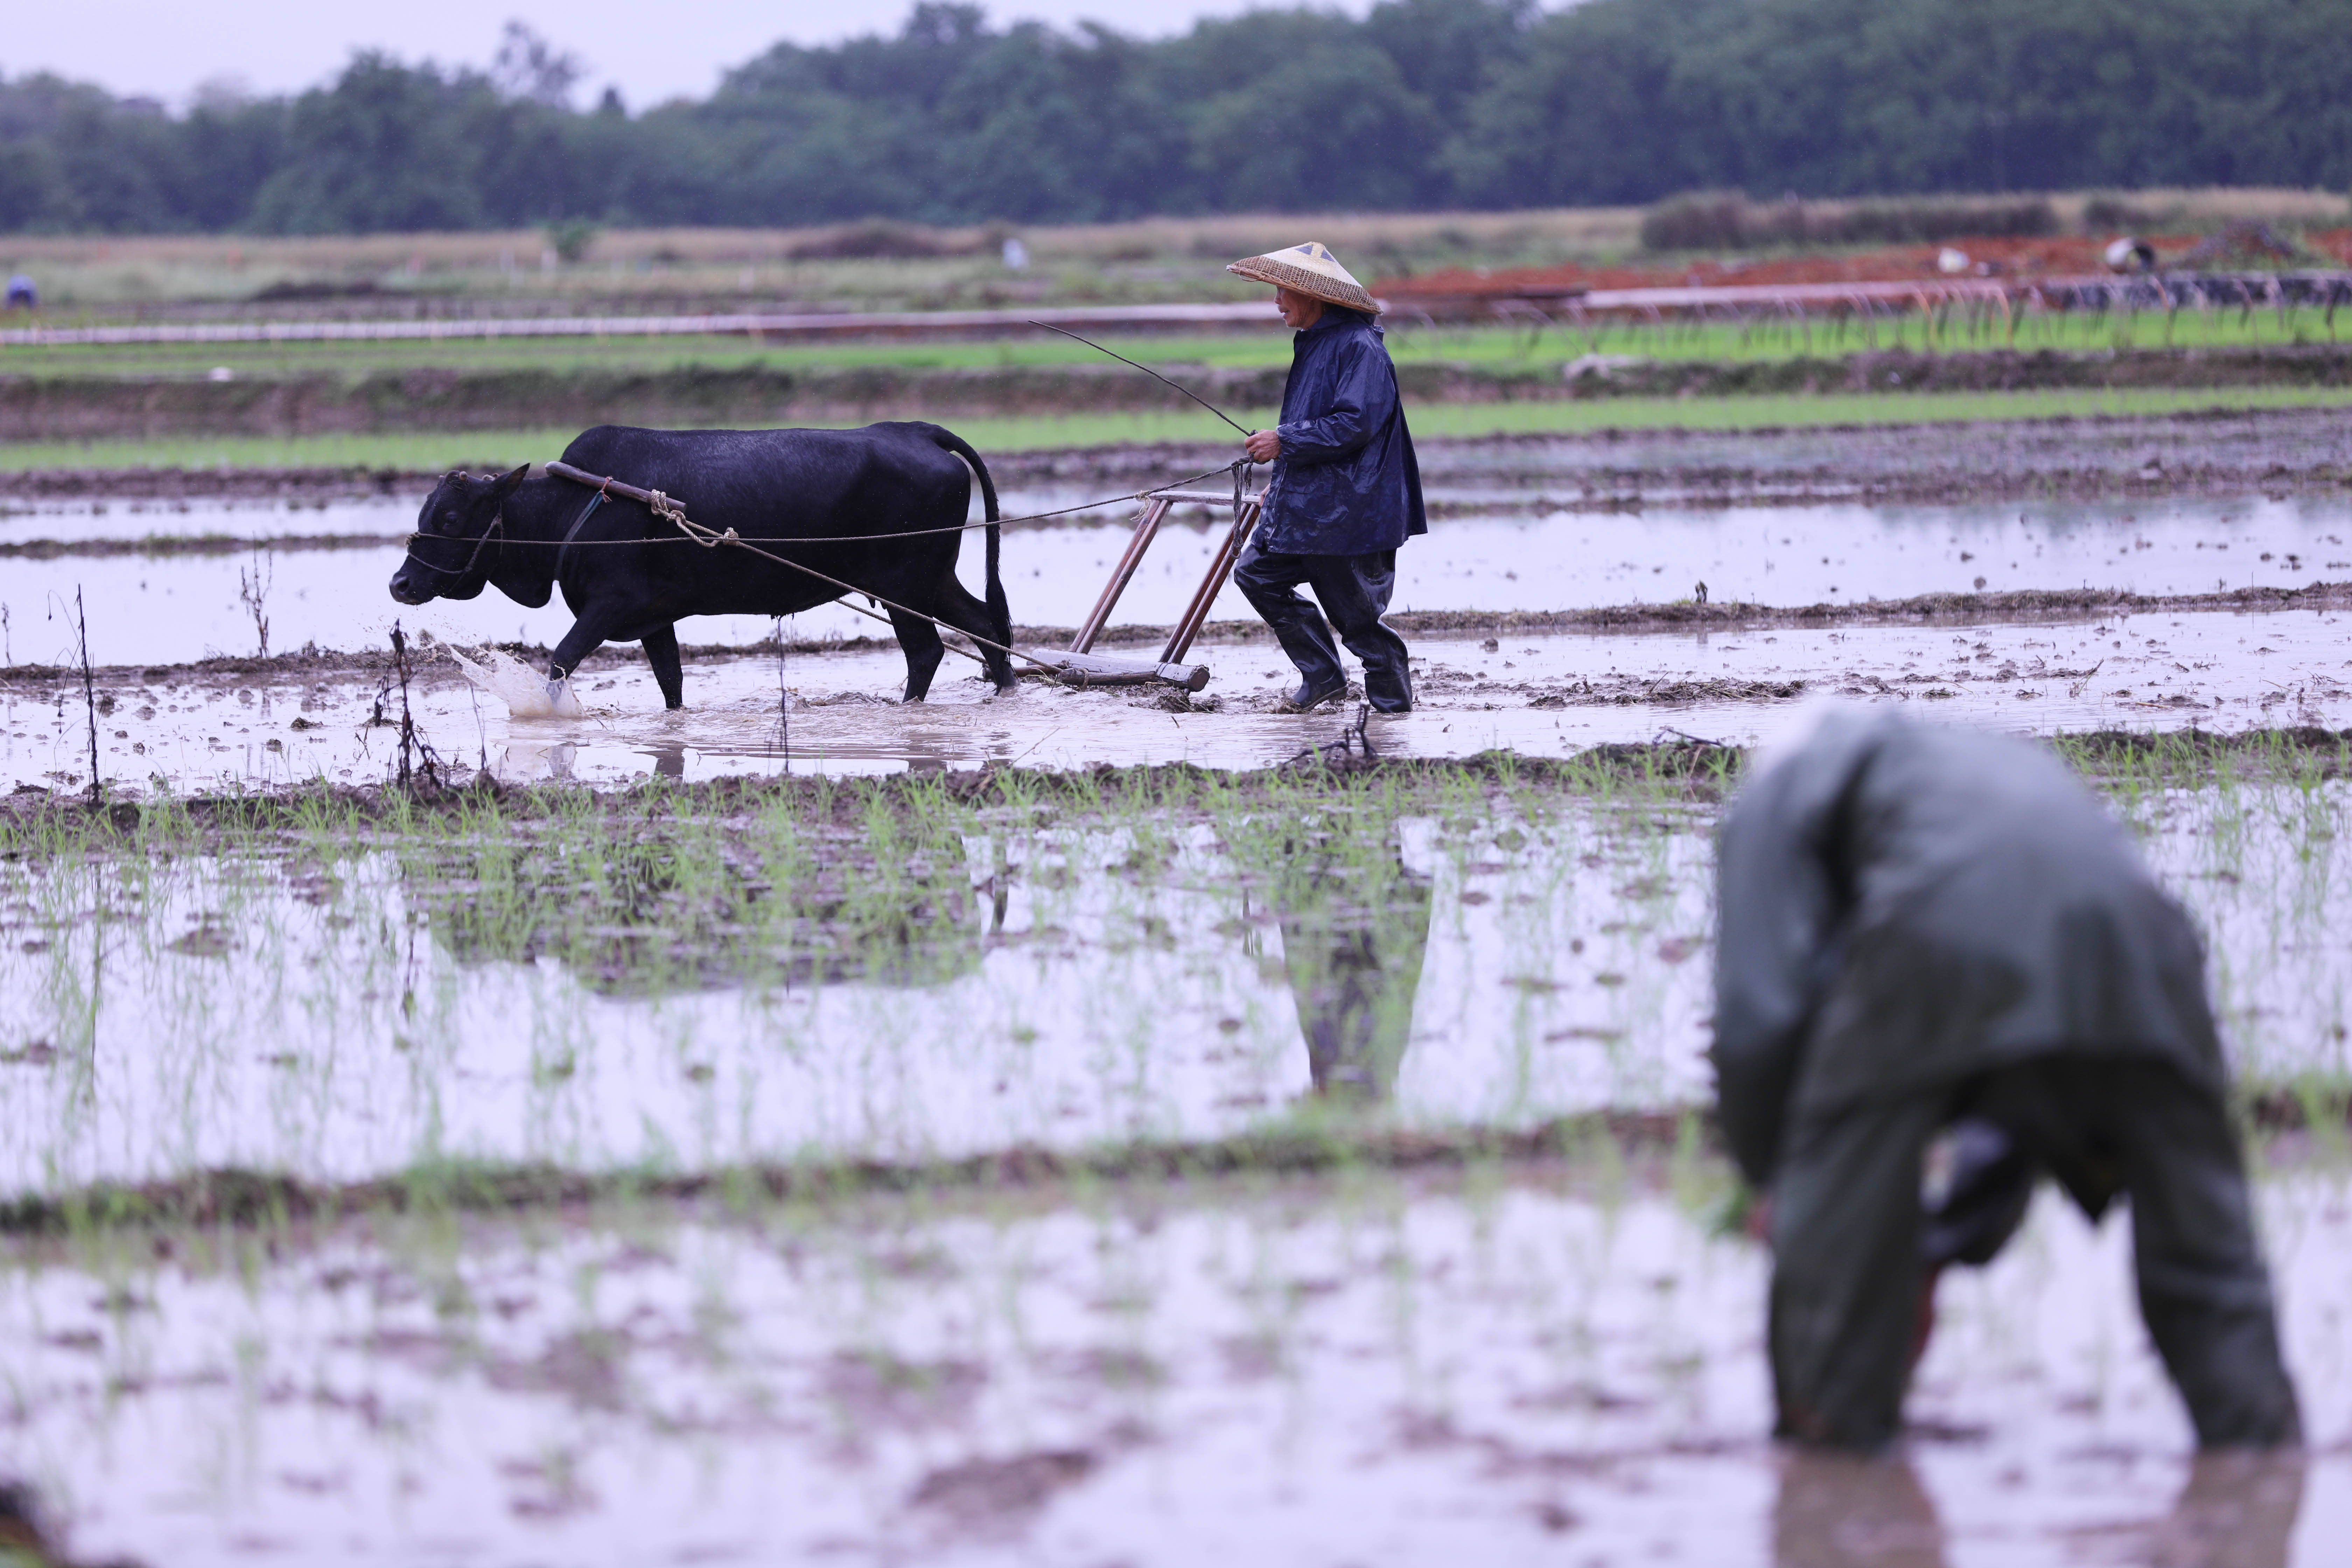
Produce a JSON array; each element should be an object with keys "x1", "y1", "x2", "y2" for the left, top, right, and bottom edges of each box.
[{"x1": 390, "y1": 465, "x2": 529, "y2": 606}]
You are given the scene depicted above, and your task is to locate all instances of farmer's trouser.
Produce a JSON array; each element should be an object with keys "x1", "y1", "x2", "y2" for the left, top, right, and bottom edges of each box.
[
  {"x1": 1233, "y1": 539, "x2": 1412, "y2": 711},
  {"x1": 1770, "y1": 1055, "x2": 2300, "y2": 1451}
]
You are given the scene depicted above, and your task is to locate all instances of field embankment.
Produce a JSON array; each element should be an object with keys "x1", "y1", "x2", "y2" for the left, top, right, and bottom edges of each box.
[
  {"x1": 9, "y1": 401, "x2": 2352, "y2": 505},
  {"x1": 12, "y1": 344, "x2": 2352, "y2": 443}
]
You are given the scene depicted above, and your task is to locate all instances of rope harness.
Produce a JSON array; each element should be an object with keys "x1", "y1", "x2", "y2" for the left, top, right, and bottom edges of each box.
[
  {"x1": 397, "y1": 459, "x2": 1258, "y2": 678},
  {"x1": 401, "y1": 506, "x2": 511, "y2": 581}
]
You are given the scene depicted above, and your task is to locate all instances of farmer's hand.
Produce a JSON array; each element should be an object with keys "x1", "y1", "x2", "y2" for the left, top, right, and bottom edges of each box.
[{"x1": 1244, "y1": 429, "x2": 1281, "y2": 463}]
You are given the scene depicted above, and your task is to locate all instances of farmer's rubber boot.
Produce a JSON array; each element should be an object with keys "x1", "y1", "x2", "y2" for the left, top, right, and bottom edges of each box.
[
  {"x1": 1359, "y1": 646, "x2": 1412, "y2": 714},
  {"x1": 1279, "y1": 676, "x2": 1349, "y2": 712}
]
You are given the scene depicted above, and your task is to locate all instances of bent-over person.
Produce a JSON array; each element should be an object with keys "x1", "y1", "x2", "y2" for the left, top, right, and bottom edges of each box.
[
  {"x1": 1712, "y1": 708, "x2": 2299, "y2": 1450},
  {"x1": 1226, "y1": 243, "x2": 1424, "y2": 713}
]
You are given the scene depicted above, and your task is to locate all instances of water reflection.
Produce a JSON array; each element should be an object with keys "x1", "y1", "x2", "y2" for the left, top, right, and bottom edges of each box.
[
  {"x1": 2134, "y1": 1451, "x2": 2305, "y2": 1568},
  {"x1": 495, "y1": 738, "x2": 575, "y2": 779},
  {"x1": 1771, "y1": 1447, "x2": 2304, "y2": 1568},
  {"x1": 1262, "y1": 847, "x2": 1433, "y2": 1104},
  {"x1": 1773, "y1": 1451, "x2": 1945, "y2": 1568}
]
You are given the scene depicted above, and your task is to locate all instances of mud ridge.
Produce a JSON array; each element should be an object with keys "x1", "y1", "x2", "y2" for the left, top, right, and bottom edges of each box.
[
  {"x1": 0, "y1": 531, "x2": 404, "y2": 560},
  {"x1": 0, "y1": 747, "x2": 1752, "y2": 834},
  {"x1": 4, "y1": 578, "x2": 2349, "y2": 691},
  {"x1": 0, "y1": 1114, "x2": 1709, "y2": 1236},
  {"x1": 1075, "y1": 580, "x2": 2352, "y2": 645},
  {"x1": 8, "y1": 728, "x2": 2352, "y2": 832},
  {"x1": 11, "y1": 346, "x2": 2352, "y2": 447},
  {"x1": 9, "y1": 401, "x2": 2352, "y2": 505},
  {"x1": 2, "y1": 1078, "x2": 2339, "y2": 1237}
]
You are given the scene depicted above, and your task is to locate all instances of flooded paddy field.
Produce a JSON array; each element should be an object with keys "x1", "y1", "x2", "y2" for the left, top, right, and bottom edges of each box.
[
  {"x1": 6, "y1": 406, "x2": 2351, "y2": 1562},
  {"x1": 7, "y1": 403, "x2": 2352, "y2": 668},
  {"x1": 0, "y1": 1156, "x2": 2344, "y2": 1568},
  {"x1": 9, "y1": 491, "x2": 2352, "y2": 667},
  {"x1": 5, "y1": 607, "x2": 2352, "y2": 791},
  {"x1": 1, "y1": 744, "x2": 2345, "y2": 1193},
  {"x1": 0, "y1": 740, "x2": 2346, "y2": 1559}
]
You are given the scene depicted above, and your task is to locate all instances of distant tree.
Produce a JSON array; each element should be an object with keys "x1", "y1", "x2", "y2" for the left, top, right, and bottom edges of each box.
[
  {"x1": 4, "y1": 0, "x2": 2352, "y2": 235},
  {"x1": 1363, "y1": 0, "x2": 1532, "y2": 119},
  {"x1": 1446, "y1": 0, "x2": 1719, "y2": 206},
  {"x1": 0, "y1": 129, "x2": 70, "y2": 231},
  {"x1": 492, "y1": 21, "x2": 583, "y2": 108},
  {"x1": 178, "y1": 90, "x2": 289, "y2": 231},
  {"x1": 251, "y1": 55, "x2": 496, "y2": 232}
]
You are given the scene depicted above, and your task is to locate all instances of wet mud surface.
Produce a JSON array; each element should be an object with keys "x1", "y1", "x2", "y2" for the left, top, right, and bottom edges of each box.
[
  {"x1": 9, "y1": 482, "x2": 2352, "y2": 668},
  {"x1": 1, "y1": 754, "x2": 2342, "y2": 1190},
  {"x1": 6, "y1": 413, "x2": 2350, "y2": 1563},
  {"x1": 10, "y1": 404, "x2": 2352, "y2": 507},
  {"x1": 0, "y1": 1161, "x2": 2344, "y2": 1567},
  {"x1": 7, "y1": 607, "x2": 2352, "y2": 792}
]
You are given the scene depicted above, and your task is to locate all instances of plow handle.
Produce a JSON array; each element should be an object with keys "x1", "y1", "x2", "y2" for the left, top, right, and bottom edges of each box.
[{"x1": 1160, "y1": 498, "x2": 1259, "y2": 664}]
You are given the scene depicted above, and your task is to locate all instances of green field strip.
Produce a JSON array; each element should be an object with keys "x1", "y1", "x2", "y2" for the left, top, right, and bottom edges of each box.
[{"x1": 7, "y1": 384, "x2": 2352, "y2": 474}]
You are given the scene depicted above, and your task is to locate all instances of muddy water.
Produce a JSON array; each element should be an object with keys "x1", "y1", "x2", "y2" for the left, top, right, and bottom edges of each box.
[
  {"x1": 7, "y1": 608, "x2": 2348, "y2": 793},
  {"x1": 7, "y1": 493, "x2": 2352, "y2": 665},
  {"x1": 0, "y1": 1162, "x2": 2342, "y2": 1567},
  {"x1": 2, "y1": 778, "x2": 2342, "y2": 1193},
  {"x1": 0, "y1": 811, "x2": 1716, "y2": 1189}
]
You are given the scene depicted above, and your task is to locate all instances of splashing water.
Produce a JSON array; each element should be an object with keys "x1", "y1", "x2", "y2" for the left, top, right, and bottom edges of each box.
[{"x1": 447, "y1": 645, "x2": 583, "y2": 719}]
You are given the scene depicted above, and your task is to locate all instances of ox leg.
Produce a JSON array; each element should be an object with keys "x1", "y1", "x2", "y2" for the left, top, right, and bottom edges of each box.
[
  {"x1": 548, "y1": 609, "x2": 621, "y2": 686},
  {"x1": 932, "y1": 587, "x2": 1018, "y2": 693},
  {"x1": 889, "y1": 607, "x2": 946, "y2": 702},
  {"x1": 643, "y1": 624, "x2": 685, "y2": 710}
]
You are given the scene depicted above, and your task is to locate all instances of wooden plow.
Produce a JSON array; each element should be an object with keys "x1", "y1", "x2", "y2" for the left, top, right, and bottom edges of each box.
[{"x1": 1017, "y1": 482, "x2": 1262, "y2": 692}]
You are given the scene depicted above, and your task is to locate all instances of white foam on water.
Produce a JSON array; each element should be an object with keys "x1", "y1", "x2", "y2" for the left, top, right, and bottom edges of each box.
[{"x1": 447, "y1": 644, "x2": 582, "y2": 719}]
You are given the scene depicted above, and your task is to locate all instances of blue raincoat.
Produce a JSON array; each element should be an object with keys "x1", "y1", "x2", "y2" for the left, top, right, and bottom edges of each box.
[{"x1": 1259, "y1": 308, "x2": 1427, "y2": 555}]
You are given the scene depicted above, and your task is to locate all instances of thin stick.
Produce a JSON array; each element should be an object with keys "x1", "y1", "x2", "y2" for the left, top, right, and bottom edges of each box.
[
  {"x1": 773, "y1": 615, "x2": 790, "y2": 772},
  {"x1": 75, "y1": 587, "x2": 98, "y2": 806},
  {"x1": 392, "y1": 622, "x2": 413, "y2": 788},
  {"x1": 1026, "y1": 321, "x2": 1253, "y2": 436}
]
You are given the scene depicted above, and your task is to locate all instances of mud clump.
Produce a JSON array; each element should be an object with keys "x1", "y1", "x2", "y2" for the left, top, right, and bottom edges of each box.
[
  {"x1": 1530, "y1": 677, "x2": 1807, "y2": 708},
  {"x1": 907, "y1": 1448, "x2": 1101, "y2": 1531}
]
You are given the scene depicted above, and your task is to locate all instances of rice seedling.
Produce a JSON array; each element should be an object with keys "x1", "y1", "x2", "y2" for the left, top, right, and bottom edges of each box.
[{"x1": 0, "y1": 734, "x2": 2336, "y2": 1230}]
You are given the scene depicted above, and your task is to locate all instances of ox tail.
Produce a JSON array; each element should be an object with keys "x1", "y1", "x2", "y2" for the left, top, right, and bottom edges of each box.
[{"x1": 931, "y1": 425, "x2": 1011, "y2": 652}]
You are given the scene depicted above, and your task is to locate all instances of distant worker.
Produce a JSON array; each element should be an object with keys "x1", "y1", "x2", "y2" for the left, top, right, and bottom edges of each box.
[
  {"x1": 1226, "y1": 243, "x2": 1424, "y2": 713},
  {"x1": 4, "y1": 275, "x2": 33, "y2": 310},
  {"x1": 1712, "y1": 707, "x2": 2300, "y2": 1451}
]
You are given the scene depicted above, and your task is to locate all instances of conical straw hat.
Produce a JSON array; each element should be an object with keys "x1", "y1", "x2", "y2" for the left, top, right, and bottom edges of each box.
[{"x1": 1226, "y1": 241, "x2": 1380, "y2": 314}]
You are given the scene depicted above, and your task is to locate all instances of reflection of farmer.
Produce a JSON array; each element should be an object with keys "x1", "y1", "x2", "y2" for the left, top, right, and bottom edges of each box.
[
  {"x1": 1226, "y1": 243, "x2": 1425, "y2": 713},
  {"x1": 1713, "y1": 709, "x2": 2299, "y2": 1450},
  {"x1": 1773, "y1": 1447, "x2": 2303, "y2": 1568},
  {"x1": 1262, "y1": 848, "x2": 1432, "y2": 1101}
]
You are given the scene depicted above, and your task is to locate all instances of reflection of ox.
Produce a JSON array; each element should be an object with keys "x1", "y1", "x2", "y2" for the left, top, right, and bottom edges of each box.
[{"x1": 389, "y1": 421, "x2": 1016, "y2": 708}]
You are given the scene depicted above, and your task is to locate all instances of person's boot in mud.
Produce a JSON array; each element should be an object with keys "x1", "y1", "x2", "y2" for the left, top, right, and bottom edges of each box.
[
  {"x1": 1712, "y1": 706, "x2": 2302, "y2": 1452},
  {"x1": 1236, "y1": 540, "x2": 1413, "y2": 713},
  {"x1": 1224, "y1": 243, "x2": 1424, "y2": 715}
]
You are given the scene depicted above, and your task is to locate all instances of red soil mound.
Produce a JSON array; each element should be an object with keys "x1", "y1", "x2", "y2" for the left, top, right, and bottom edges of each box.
[{"x1": 1380, "y1": 230, "x2": 2352, "y2": 302}]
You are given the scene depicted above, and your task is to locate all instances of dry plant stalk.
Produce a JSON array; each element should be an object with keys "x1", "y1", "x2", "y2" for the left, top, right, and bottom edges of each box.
[
  {"x1": 75, "y1": 587, "x2": 98, "y2": 805},
  {"x1": 238, "y1": 550, "x2": 273, "y2": 658}
]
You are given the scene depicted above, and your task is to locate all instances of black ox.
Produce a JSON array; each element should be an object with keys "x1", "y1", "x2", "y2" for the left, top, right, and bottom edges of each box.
[{"x1": 388, "y1": 421, "x2": 1016, "y2": 707}]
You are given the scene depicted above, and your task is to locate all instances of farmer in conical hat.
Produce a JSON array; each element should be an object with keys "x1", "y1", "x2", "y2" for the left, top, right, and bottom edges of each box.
[{"x1": 1228, "y1": 243, "x2": 1425, "y2": 712}]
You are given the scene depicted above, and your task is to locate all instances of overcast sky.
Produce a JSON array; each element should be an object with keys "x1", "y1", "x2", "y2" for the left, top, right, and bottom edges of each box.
[{"x1": 2, "y1": 0, "x2": 1349, "y2": 111}]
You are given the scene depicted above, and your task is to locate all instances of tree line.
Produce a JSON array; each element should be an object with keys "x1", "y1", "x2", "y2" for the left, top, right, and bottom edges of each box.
[{"x1": 4, "y1": 0, "x2": 2348, "y2": 235}]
